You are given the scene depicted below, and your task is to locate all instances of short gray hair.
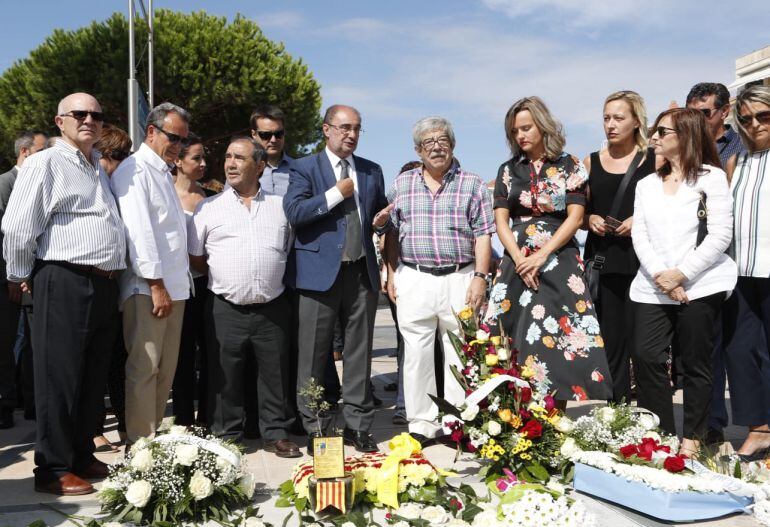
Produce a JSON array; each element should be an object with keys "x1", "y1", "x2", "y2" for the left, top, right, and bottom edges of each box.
[
  {"x1": 14, "y1": 131, "x2": 45, "y2": 156},
  {"x1": 412, "y1": 116, "x2": 456, "y2": 148},
  {"x1": 230, "y1": 136, "x2": 267, "y2": 164},
  {"x1": 145, "y1": 102, "x2": 191, "y2": 131}
]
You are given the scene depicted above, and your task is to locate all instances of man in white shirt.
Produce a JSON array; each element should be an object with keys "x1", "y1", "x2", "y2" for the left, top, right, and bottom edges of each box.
[
  {"x1": 110, "y1": 102, "x2": 192, "y2": 444},
  {"x1": 188, "y1": 137, "x2": 300, "y2": 457}
]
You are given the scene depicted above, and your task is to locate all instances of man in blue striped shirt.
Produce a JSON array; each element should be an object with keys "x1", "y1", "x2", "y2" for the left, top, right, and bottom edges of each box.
[{"x1": 2, "y1": 92, "x2": 126, "y2": 496}]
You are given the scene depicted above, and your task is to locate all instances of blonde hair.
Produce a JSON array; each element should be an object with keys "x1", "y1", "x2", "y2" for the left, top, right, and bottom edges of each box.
[
  {"x1": 504, "y1": 96, "x2": 565, "y2": 161},
  {"x1": 604, "y1": 90, "x2": 648, "y2": 151},
  {"x1": 733, "y1": 85, "x2": 770, "y2": 153}
]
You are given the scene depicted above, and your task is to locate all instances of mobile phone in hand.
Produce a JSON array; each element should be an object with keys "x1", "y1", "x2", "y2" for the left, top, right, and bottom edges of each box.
[{"x1": 604, "y1": 215, "x2": 622, "y2": 232}]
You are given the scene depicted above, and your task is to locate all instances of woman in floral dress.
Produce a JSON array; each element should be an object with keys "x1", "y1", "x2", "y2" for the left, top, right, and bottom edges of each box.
[{"x1": 485, "y1": 96, "x2": 612, "y2": 403}]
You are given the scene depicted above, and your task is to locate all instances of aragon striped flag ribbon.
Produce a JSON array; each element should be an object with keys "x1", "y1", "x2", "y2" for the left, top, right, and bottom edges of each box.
[{"x1": 314, "y1": 479, "x2": 347, "y2": 513}]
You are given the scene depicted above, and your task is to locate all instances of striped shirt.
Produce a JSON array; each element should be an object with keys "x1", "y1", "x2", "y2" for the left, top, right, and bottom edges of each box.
[
  {"x1": 1, "y1": 140, "x2": 126, "y2": 282},
  {"x1": 188, "y1": 188, "x2": 291, "y2": 305},
  {"x1": 731, "y1": 149, "x2": 770, "y2": 277},
  {"x1": 387, "y1": 161, "x2": 495, "y2": 266}
]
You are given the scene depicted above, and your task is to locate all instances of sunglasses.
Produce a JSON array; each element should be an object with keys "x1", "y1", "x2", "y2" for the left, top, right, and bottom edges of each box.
[
  {"x1": 698, "y1": 107, "x2": 721, "y2": 119},
  {"x1": 655, "y1": 126, "x2": 678, "y2": 138},
  {"x1": 737, "y1": 110, "x2": 770, "y2": 126},
  {"x1": 105, "y1": 150, "x2": 131, "y2": 161},
  {"x1": 154, "y1": 126, "x2": 186, "y2": 144},
  {"x1": 255, "y1": 130, "x2": 285, "y2": 140},
  {"x1": 59, "y1": 110, "x2": 105, "y2": 122}
]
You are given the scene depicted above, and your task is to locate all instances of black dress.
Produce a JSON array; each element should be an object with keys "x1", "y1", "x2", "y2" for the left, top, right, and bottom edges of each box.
[
  {"x1": 485, "y1": 153, "x2": 612, "y2": 401},
  {"x1": 584, "y1": 150, "x2": 655, "y2": 403}
]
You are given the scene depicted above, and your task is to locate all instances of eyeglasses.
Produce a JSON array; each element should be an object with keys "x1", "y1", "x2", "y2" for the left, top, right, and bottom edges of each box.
[
  {"x1": 105, "y1": 150, "x2": 131, "y2": 161},
  {"x1": 59, "y1": 110, "x2": 105, "y2": 122},
  {"x1": 420, "y1": 136, "x2": 452, "y2": 150},
  {"x1": 327, "y1": 124, "x2": 364, "y2": 135},
  {"x1": 737, "y1": 110, "x2": 770, "y2": 127},
  {"x1": 154, "y1": 126, "x2": 186, "y2": 144},
  {"x1": 698, "y1": 107, "x2": 722, "y2": 119},
  {"x1": 655, "y1": 126, "x2": 678, "y2": 138},
  {"x1": 255, "y1": 130, "x2": 285, "y2": 140}
]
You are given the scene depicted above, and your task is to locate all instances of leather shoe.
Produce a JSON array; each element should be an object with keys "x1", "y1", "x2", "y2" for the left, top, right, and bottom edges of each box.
[
  {"x1": 264, "y1": 438, "x2": 302, "y2": 458},
  {"x1": 409, "y1": 432, "x2": 433, "y2": 447},
  {"x1": 0, "y1": 406, "x2": 13, "y2": 429},
  {"x1": 35, "y1": 472, "x2": 94, "y2": 496},
  {"x1": 392, "y1": 410, "x2": 408, "y2": 426},
  {"x1": 343, "y1": 428, "x2": 378, "y2": 453},
  {"x1": 74, "y1": 459, "x2": 111, "y2": 479}
]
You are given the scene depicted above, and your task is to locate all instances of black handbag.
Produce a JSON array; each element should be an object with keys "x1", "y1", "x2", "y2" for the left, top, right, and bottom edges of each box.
[{"x1": 585, "y1": 150, "x2": 645, "y2": 301}]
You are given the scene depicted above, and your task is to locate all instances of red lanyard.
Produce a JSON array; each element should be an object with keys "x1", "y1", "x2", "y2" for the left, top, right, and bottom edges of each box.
[{"x1": 529, "y1": 161, "x2": 542, "y2": 216}]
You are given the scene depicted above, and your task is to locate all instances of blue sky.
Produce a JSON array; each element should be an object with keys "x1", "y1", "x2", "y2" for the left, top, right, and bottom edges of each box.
[{"x1": 4, "y1": 0, "x2": 770, "y2": 183}]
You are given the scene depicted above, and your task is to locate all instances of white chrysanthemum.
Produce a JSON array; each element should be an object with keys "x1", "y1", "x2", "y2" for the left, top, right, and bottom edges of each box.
[
  {"x1": 555, "y1": 416, "x2": 574, "y2": 433},
  {"x1": 560, "y1": 437, "x2": 579, "y2": 458},
  {"x1": 131, "y1": 437, "x2": 150, "y2": 453},
  {"x1": 420, "y1": 505, "x2": 450, "y2": 524},
  {"x1": 189, "y1": 470, "x2": 213, "y2": 500},
  {"x1": 638, "y1": 413, "x2": 657, "y2": 431},
  {"x1": 487, "y1": 421, "x2": 502, "y2": 436},
  {"x1": 125, "y1": 480, "x2": 152, "y2": 508},
  {"x1": 174, "y1": 443, "x2": 199, "y2": 466},
  {"x1": 497, "y1": 347, "x2": 510, "y2": 361},
  {"x1": 596, "y1": 407, "x2": 615, "y2": 424},
  {"x1": 475, "y1": 329, "x2": 490, "y2": 341},
  {"x1": 130, "y1": 448, "x2": 153, "y2": 472}
]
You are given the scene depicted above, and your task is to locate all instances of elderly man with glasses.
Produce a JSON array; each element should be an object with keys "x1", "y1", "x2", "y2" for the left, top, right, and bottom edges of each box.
[
  {"x1": 110, "y1": 102, "x2": 192, "y2": 446},
  {"x1": 2, "y1": 93, "x2": 126, "y2": 494},
  {"x1": 382, "y1": 116, "x2": 494, "y2": 446}
]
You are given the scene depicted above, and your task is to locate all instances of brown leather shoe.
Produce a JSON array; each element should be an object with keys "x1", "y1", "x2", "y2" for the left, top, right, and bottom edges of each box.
[
  {"x1": 35, "y1": 472, "x2": 94, "y2": 496},
  {"x1": 263, "y1": 438, "x2": 302, "y2": 458},
  {"x1": 73, "y1": 459, "x2": 111, "y2": 479}
]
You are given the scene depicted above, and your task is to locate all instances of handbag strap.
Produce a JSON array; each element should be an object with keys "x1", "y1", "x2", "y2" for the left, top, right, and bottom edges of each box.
[{"x1": 607, "y1": 149, "x2": 645, "y2": 220}]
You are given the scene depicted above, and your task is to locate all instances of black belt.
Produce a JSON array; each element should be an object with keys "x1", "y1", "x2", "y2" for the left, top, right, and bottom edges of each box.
[
  {"x1": 340, "y1": 257, "x2": 365, "y2": 267},
  {"x1": 41, "y1": 260, "x2": 120, "y2": 280},
  {"x1": 402, "y1": 261, "x2": 472, "y2": 276}
]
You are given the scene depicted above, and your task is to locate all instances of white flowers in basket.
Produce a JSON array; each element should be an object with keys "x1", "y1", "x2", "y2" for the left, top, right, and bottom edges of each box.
[{"x1": 97, "y1": 425, "x2": 259, "y2": 525}]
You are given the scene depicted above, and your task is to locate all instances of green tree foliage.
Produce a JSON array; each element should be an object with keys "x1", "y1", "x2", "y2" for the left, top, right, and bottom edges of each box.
[{"x1": 0, "y1": 10, "x2": 322, "y2": 177}]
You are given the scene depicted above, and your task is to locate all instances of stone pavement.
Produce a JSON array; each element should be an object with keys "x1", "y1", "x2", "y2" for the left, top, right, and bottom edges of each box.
[{"x1": 0, "y1": 306, "x2": 762, "y2": 526}]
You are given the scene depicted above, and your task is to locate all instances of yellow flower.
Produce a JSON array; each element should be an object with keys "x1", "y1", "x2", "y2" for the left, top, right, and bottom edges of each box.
[
  {"x1": 595, "y1": 335, "x2": 605, "y2": 347},
  {"x1": 510, "y1": 415, "x2": 522, "y2": 429},
  {"x1": 521, "y1": 366, "x2": 534, "y2": 378},
  {"x1": 458, "y1": 307, "x2": 474, "y2": 321},
  {"x1": 498, "y1": 409, "x2": 512, "y2": 423},
  {"x1": 575, "y1": 300, "x2": 587, "y2": 313},
  {"x1": 491, "y1": 336, "x2": 502, "y2": 346},
  {"x1": 526, "y1": 224, "x2": 537, "y2": 236},
  {"x1": 542, "y1": 336, "x2": 555, "y2": 349},
  {"x1": 546, "y1": 166, "x2": 559, "y2": 178},
  {"x1": 485, "y1": 354, "x2": 499, "y2": 366},
  {"x1": 500, "y1": 299, "x2": 512, "y2": 313}
]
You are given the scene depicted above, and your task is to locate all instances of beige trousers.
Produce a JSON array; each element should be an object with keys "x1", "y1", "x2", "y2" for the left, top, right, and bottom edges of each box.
[{"x1": 123, "y1": 294, "x2": 185, "y2": 443}]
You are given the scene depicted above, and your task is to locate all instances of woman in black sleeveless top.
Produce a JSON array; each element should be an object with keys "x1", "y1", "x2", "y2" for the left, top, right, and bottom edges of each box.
[{"x1": 584, "y1": 90, "x2": 655, "y2": 403}]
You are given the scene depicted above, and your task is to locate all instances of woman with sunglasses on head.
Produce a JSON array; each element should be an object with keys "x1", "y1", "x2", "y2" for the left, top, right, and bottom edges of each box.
[
  {"x1": 631, "y1": 108, "x2": 737, "y2": 455},
  {"x1": 583, "y1": 91, "x2": 655, "y2": 404},
  {"x1": 722, "y1": 85, "x2": 770, "y2": 460},
  {"x1": 171, "y1": 133, "x2": 214, "y2": 427},
  {"x1": 485, "y1": 96, "x2": 612, "y2": 407},
  {"x1": 92, "y1": 124, "x2": 133, "y2": 452}
]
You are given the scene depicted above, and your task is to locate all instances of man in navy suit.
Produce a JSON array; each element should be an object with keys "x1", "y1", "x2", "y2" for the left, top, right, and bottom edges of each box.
[{"x1": 284, "y1": 105, "x2": 388, "y2": 453}]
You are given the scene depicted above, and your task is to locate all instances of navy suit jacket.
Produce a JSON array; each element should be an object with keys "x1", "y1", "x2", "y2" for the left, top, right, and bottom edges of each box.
[{"x1": 283, "y1": 151, "x2": 387, "y2": 292}]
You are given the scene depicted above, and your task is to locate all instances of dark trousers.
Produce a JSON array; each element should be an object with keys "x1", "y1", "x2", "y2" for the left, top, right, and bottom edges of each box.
[
  {"x1": 632, "y1": 292, "x2": 724, "y2": 439},
  {"x1": 15, "y1": 301, "x2": 34, "y2": 416},
  {"x1": 723, "y1": 277, "x2": 770, "y2": 426},
  {"x1": 596, "y1": 274, "x2": 635, "y2": 404},
  {"x1": 96, "y1": 324, "x2": 127, "y2": 435},
  {"x1": 0, "y1": 282, "x2": 20, "y2": 409},
  {"x1": 708, "y1": 314, "x2": 728, "y2": 430},
  {"x1": 32, "y1": 262, "x2": 119, "y2": 475},
  {"x1": 206, "y1": 293, "x2": 293, "y2": 442},
  {"x1": 173, "y1": 276, "x2": 209, "y2": 426},
  {"x1": 297, "y1": 259, "x2": 377, "y2": 433}
]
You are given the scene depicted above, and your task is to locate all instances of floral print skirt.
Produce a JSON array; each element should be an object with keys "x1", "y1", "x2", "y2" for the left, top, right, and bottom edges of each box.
[{"x1": 485, "y1": 218, "x2": 612, "y2": 401}]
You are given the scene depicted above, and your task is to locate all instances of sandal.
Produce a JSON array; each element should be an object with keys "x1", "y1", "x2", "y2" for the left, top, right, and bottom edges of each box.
[
  {"x1": 93, "y1": 435, "x2": 119, "y2": 453},
  {"x1": 737, "y1": 429, "x2": 770, "y2": 461}
]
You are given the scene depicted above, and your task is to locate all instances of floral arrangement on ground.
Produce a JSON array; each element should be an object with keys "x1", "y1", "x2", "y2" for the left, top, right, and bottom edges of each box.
[
  {"x1": 96, "y1": 424, "x2": 265, "y2": 526},
  {"x1": 435, "y1": 307, "x2": 566, "y2": 483}
]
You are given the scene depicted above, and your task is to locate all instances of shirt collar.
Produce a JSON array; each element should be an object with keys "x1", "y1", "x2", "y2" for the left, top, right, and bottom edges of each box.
[
  {"x1": 229, "y1": 185, "x2": 263, "y2": 202},
  {"x1": 325, "y1": 147, "x2": 353, "y2": 169},
  {"x1": 137, "y1": 143, "x2": 173, "y2": 175},
  {"x1": 717, "y1": 124, "x2": 737, "y2": 144},
  {"x1": 268, "y1": 153, "x2": 293, "y2": 169},
  {"x1": 54, "y1": 138, "x2": 102, "y2": 168}
]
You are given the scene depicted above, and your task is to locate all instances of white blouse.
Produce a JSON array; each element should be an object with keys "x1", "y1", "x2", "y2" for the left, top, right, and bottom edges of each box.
[
  {"x1": 731, "y1": 149, "x2": 770, "y2": 278},
  {"x1": 630, "y1": 165, "x2": 737, "y2": 304}
]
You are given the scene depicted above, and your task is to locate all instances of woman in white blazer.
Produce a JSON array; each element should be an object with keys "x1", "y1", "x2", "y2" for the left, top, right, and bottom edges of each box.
[{"x1": 630, "y1": 108, "x2": 737, "y2": 456}]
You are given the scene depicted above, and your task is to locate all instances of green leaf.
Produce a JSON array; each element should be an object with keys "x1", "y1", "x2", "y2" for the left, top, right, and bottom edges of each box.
[
  {"x1": 26, "y1": 521, "x2": 48, "y2": 527},
  {"x1": 526, "y1": 461, "x2": 550, "y2": 482},
  {"x1": 428, "y1": 394, "x2": 462, "y2": 418},
  {"x1": 295, "y1": 496, "x2": 308, "y2": 512},
  {"x1": 447, "y1": 329, "x2": 466, "y2": 361},
  {"x1": 733, "y1": 460, "x2": 742, "y2": 479},
  {"x1": 461, "y1": 502, "x2": 484, "y2": 522},
  {"x1": 275, "y1": 496, "x2": 292, "y2": 508}
]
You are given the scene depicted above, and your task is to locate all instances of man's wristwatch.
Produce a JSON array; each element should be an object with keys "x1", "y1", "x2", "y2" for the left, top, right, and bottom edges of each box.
[{"x1": 473, "y1": 271, "x2": 488, "y2": 281}]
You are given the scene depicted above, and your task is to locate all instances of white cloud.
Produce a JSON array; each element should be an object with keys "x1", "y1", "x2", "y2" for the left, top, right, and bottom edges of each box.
[
  {"x1": 480, "y1": 0, "x2": 665, "y2": 28},
  {"x1": 254, "y1": 11, "x2": 304, "y2": 30}
]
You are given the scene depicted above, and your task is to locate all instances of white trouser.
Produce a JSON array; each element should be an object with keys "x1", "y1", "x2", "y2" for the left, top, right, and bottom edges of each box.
[{"x1": 395, "y1": 264, "x2": 472, "y2": 438}]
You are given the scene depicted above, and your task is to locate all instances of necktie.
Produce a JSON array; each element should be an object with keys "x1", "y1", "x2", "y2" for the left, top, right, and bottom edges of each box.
[{"x1": 340, "y1": 159, "x2": 363, "y2": 261}]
